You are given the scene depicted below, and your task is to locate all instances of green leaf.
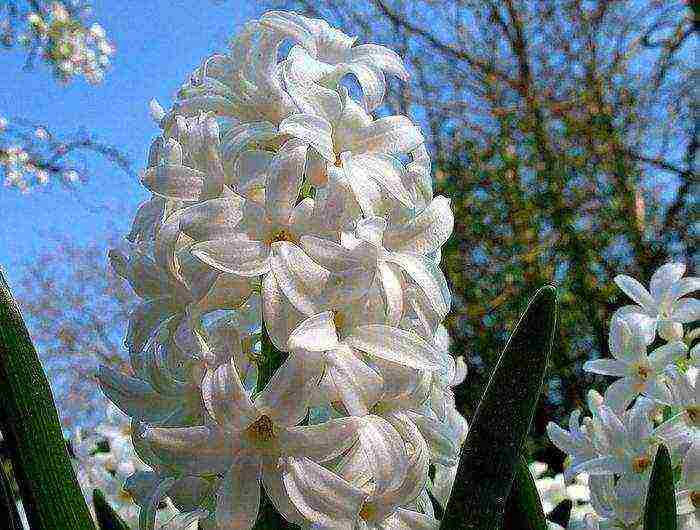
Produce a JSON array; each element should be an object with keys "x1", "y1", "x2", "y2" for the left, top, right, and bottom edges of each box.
[
  {"x1": 502, "y1": 457, "x2": 548, "y2": 530},
  {"x1": 547, "y1": 499, "x2": 572, "y2": 528},
  {"x1": 0, "y1": 457, "x2": 22, "y2": 530},
  {"x1": 0, "y1": 268, "x2": 95, "y2": 530},
  {"x1": 441, "y1": 286, "x2": 557, "y2": 529},
  {"x1": 643, "y1": 444, "x2": 677, "y2": 530},
  {"x1": 93, "y1": 489, "x2": 131, "y2": 530}
]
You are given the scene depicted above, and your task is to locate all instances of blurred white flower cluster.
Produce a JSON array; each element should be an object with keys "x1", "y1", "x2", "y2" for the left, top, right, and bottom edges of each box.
[
  {"x1": 99, "y1": 10, "x2": 464, "y2": 530},
  {"x1": 70, "y1": 401, "x2": 179, "y2": 527},
  {"x1": 21, "y1": 2, "x2": 114, "y2": 84},
  {"x1": 548, "y1": 263, "x2": 699, "y2": 530},
  {"x1": 529, "y1": 461, "x2": 593, "y2": 528}
]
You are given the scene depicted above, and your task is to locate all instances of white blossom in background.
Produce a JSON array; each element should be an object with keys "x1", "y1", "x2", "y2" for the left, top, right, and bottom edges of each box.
[
  {"x1": 530, "y1": 461, "x2": 593, "y2": 527},
  {"x1": 548, "y1": 263, "x2": 700, "y2": 530},
  {"x1": 20, "y1": 2, "x2": 115, "y2": 84},
  {"x1": 70, "y1": 401, "x2": 179, "y2": 527},
  {"x1": 97, "y1": 10, "x2": 465, "y2": 530}
]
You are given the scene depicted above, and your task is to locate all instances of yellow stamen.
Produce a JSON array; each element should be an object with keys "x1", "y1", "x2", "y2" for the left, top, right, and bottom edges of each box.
[
  {"x1": 359, "y1": 502, "x2": 376, "y2": 522},
  {"x1": 632, "y1": 456, "x2": 651, "y2": 473},
  {"x1": 246, "y1": 415, "x2": 275, "y2": 442},
  {"x1": 690, "y1": 490, "x2": 700, "y2": 509},
  {"x1": 265, "y1": 228, "x2": 297, "y2": 246}
]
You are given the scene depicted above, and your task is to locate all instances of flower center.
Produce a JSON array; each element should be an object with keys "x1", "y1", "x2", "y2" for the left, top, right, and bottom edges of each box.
[
  {"x1": 691, "y1": 490, "x2": 700, "y2": 509},
  {"x1": 686, "y1": 406, "x2": 700, "y2": 427},
  {"x1": 118, "y1": 487, "x2": 134, "y2": 502},
  {"x1": 635, "y1": 365, "x2": 651, "y2": 381},
  {"x1": 333, "y1": 310, "x2": 345, "y2": 332},
  {"x1": 632, "y1": 456, "x2": 651, "y2": 473},
  {"x1": 334, "y1": 152, "x2": 343, "y2": 168},
  {"x1": 359, "y1": 501, "x2": 376, "y2": 522},
  {"x1": 265, "y1": 228, "x2": 297, "y2": 246},
  {"x1": 246, "y1": 415, "x2": 275, "y2": 442}
]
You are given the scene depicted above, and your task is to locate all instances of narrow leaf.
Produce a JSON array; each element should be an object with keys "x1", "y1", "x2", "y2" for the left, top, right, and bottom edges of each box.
[
  {"x1": 93, "y1": 489, "x2": 131, "y2": 530},
  {"x1": 643, "y1": 444, "x2": 677, "y2": 530},
  {"x1": 441, "y1": 286, "x2": 557, "y2": 529},
  {"x1": 0, "y1": 268, "x2": 95, "y2": 529},
  {"x1": 502, "y1": 457, "x2": 548, "y2": 530}
]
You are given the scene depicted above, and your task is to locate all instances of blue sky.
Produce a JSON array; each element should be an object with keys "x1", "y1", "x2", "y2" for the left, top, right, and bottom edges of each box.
[{"x1": 0, "y1": 0, "x2": 264, "y2": 286}]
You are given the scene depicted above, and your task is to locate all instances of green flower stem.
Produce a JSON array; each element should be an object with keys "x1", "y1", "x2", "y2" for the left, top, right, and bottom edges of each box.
[
  {"x1": 442, "y1": 286, "x2": 557, "y2": 529},
  {"x1": 256, "y1": 320, "x2": 287, "y2": 392},
  {"x1": 0, "y1": 268, "x2": 95, "y2": 530},
  {"x1": 253, "y1": 317, "x2": 297, "y2": 529}
]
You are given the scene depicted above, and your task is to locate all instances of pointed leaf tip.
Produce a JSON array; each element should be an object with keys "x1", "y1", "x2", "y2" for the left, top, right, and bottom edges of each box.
[
  {"x1": 442, "y1": 285, "x2": 558, "y2": 529},
  {"x1": 93, "y1": 489, "x2": 131, "y2": 530},
  {"x1": 502, "y1": 457, "x2": 548, "y2": 530},
  {"x1": 643, "y1": 445, "x2": 677, "y2": 530}
]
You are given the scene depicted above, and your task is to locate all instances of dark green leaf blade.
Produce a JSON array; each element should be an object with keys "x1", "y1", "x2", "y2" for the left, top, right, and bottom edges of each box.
[
  {"x1": 502, "y1": 457, "x2": 548, "y2": 530},
  {"x1": 0, "y1": 268, "x2": 95, "y2": 530},
  {"x1": 441, "y1": 285, "x2": 557, "y2": 529},
  {"x1": 93, "y1": 489, "x2": 131, "y2": 530},
  {"x1": 644, "y1": 445, "x2": 677, "y2": 530}
]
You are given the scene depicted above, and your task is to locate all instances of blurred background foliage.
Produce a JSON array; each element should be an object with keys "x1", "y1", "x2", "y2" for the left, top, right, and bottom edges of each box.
[{"x1": 3, "y1": 0, "x2": 698, "y2": 476}]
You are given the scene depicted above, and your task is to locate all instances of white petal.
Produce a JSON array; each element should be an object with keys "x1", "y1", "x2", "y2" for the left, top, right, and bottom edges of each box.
[
  {"x1": 192, "y1": 238, "x2": 270, "y2": 277},
  {"x1": 280, "y1": 417, "x2": 361, "y2": 462},
  {"x1": 326, "y1": 345, "x2": 383, "y2": 416},
  {"x1": 344, "y1": 153, "x2": 413, "y2": 207},
  {"x1": 351, "y1": 44, "x2": 410, "y2": 82},
  {"x1": 614, "y1": 274, "x2": 654, "y2": 309},
  {"x1": 583, "y1": 359, "x2": 628, "y2": 377},
  {"x1": 279, "y1": 113, "x2": 335, "y2": 162},
  {"x1": 262, "y1": 271, "x2": 305, "y2": 352},
  {"x1": 612, "y1": 306, "x2": 657, "y2": 343},
  {"x1": 287, "y1": 311, "x2": 340, "y2": 352},
  {"x1": 300, "y1": 236, "x2": 359, "y2": 270},
  {"x1": 346, "y1": 325, "x2": 441, "y2": 370},
  {"x1": 230, "y1": 149, "x2": 272, "y2": 193},
  {"x1": 667, "y1": 277, "x2": 700, "y2": 300},
  {"x1": 386, "y1": 252, "x2": 450, "y2": 317},
  {"x1": 650, "y1": 262, "x2": 686, "y2": 300},
  {"x1": 603, "y1": 378, "x2": 637, "y2": 415},
  {"x1": 265, "y1": 138, "x2": 308, "y2": 226},
  {"x1": 649, "y1": 341, "x2": 687, "y2": 369},
  {"x1": 141, "y1": 425, "x2": 235, "y2": 475},
  {"x1": 270, "y1": 241, "x2": 330, "y2": 315},
  {"x1": 179, "y1": 196, "x2": 245, "y2": 241},
  {"x1": 260, "y1": 458, "x2": 307, "y2": 525},
  {"x1": 391, "y1": 508, "x2": 439, "y2": 530},
  {"x1": 255, "y1": 353, "x2": 320, "y2": 426},
  {"x1": 642, "y1": 379, "x2": 672, "y2": 404},
  {"x1": 670, "y1": 298, "x2": 700, "y2": 323},
  {"x1": 571, "y1": 455, "x2": 625, "y2": 476},
  {"x1": 141, "y1": 165, "x2": 206, "y2": 200},
  {"x1": 217, "y1": 455, "x2": 262, "y2": 530},
  {"x1": 282, "y1": 457, "x2": 362, "y2": 529},
  {"x1": 202, "y1": 362, "x2": 257, "y2": 430},
  {"x1": 346, "y1": 115, "x2": 423, "y2": 155},
  {"x1": 378, "y1": 261, "x2": 404, "y2": 326},
  {"x1": 360, "y1": 416, "x2": 409, "y2": 494},
  {"x1": 384, "y1": 196, "x2": 454, "y2": 255}
]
